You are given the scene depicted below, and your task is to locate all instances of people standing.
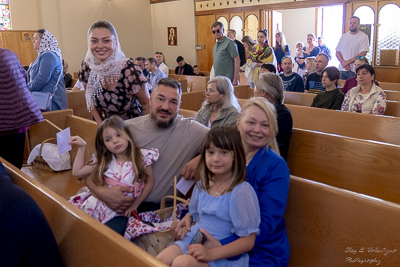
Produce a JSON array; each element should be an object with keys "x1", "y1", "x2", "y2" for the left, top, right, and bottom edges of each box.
[
  {"x1": 303, "y1": 33, "x2": 320, "y2": 59},
  {"x1": 317, "y1": 36, "x2": 331, "y2": 59},
  {"x1": 0, "y1": 48, "x2": 44, "y2": 169},
  {"x1": 274, "y1": 32, "x2": 291, "y2": 73},
  {"x1": 336, "y1": 16, "x2": 370, "y2": 79},
  {"x1": 79, "y1": 20, "x2": 149, "y2": 125},
  {"x1": 227, "y1": 29, "x2": 246, "y2": 67},
  {"x1": 28, "y1": 29, "x2": 67, "y2": 111},
  {"x1": 211, "y1": 22, "x2": 240, "y2": 85}
]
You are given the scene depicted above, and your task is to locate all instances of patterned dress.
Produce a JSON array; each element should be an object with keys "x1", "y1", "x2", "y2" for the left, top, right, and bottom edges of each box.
[
  {"x1": 69, "y1": 148, "x2": 158, "y2": 224},
  {"x1": 79, "y1": 59, "x2": 146, "y2": 120}
]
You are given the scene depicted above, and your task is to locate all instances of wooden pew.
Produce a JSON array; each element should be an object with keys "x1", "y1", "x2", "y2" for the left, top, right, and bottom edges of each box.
[
  {"x1": 168, "y1": 74, "x2": 188, "y2": 92},
  {"x1": 69, "y1": 78, "x2": 78, "y2": 89},
  {"x1": 286, "y1": 175, "x2": 400, "y2": 266},
  {"x1": 73, "y1": 71, "x2": 78, "y2": 79},
  {"x1": 384, "y1": 90, "x2": 400, "y2": 101},
  {"x1": 284, "y1": 91, "x2": 316, "y2": 106},
  {"x1": 287, "y1": 128, "x2": 400, "y2": 204},
  {"x1": 338, "y1": 79, "x2": 346, "y2": 88},
  {"x1": 286, "y1": 104, "x2": 400, "y2": 146},
  {"x1": 4, "y1": 160, "x2": 166, "y2": 267},
  {"x1": 66, "y1": 90, "x2": 93, "y2": 120},
  {"x1": 181, "y1": 91, "x2": 204, "y2": 111},
  {"x1": 23, "y1": 109, "x2": 97, "y2": 199},
  {"x1": 385, "y1": 100, "x2": 400, "y2": 117},
  {"x1": 379, "y1": 81, "x2": 400, "y2": 91},
  {"x1": 178, "y1": 108, "x2": 197, "y2": 119},
  {"x1": 239, "y1": 72, "x2": 249, "y2": 85},
  {"x1": 169, "y1": 74, "x2": 209, "y2": 92},
  {"x1": 234, "y1": 84, "x2": 253, "y2": 99}
]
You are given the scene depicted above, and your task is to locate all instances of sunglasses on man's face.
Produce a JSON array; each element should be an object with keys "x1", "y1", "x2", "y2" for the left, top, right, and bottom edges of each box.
[
  {"x1": 356, "y1": 56, "x2": 366, "y2": 60},
  {"x1": 212, "y1": 29, "x2": 221, "y2": 34}
]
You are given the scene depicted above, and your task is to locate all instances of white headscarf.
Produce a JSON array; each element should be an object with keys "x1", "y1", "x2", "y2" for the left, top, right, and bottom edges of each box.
[
  {"x1": 84, "y1": 20, "x2": 127, "y2": 111},
  {"x1": 38, "y1": 30, "x2": 62, "y2": 61}
]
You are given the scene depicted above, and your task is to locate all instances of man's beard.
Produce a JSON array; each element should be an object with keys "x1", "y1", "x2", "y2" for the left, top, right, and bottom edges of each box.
[
  {"x1": 151, "y1": 109, "x2": 176, "y2": 128},
  {"x1": 350, "y1": 27, "x2": 358, "y2": 33}
]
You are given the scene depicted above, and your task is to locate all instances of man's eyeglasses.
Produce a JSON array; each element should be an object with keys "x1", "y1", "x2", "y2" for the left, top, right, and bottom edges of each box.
[
  {"x1": 212, "y1": 29, "x2": 221, "y2": 34},
  {"x1": 356, "y1": 56, "x2": 366, "y2": 60}
]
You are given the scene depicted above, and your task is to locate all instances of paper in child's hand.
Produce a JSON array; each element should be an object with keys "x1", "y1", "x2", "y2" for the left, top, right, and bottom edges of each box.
[
  {"x1": 177, "y1": 177, "x2": 195, "y2": 195},
  {"x1": 56, "y1": 127, "x2": 72, "y2": 155}
]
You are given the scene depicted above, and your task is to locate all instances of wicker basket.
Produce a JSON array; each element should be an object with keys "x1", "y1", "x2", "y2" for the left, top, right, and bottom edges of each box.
[
  {"x1": 134, "y1": 195, "x2": 190, "y2": 256},
  {"x1": 32, "y1": 138, "x2": 57, "y2": 172}
]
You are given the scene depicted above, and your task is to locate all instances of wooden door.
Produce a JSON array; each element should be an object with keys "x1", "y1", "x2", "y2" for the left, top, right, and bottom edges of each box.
[{"x1": 196, "y1": 15, "x2": 215, "y2": 72}]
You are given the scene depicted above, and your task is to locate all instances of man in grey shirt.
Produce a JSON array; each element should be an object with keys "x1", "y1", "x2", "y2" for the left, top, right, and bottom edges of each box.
[{"x1": 85, "y1": 78, "x2": 208, "y2": 234}]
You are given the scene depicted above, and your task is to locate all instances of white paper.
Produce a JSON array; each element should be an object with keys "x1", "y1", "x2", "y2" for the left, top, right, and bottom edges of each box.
[
  {"x1": 176, "y1": 177, "x2": 195, "y2": 195},
  {"x1": 56, "y1": 127, "x2": 72, "y2": 155}
]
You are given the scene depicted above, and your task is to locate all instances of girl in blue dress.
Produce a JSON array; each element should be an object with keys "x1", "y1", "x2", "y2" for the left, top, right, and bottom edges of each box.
[{"x1": 157, "y1": 127, "x2": 260, "y2": 267}]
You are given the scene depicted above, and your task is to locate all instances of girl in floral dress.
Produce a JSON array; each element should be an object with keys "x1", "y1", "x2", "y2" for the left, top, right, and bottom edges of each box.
[
  {"x1": 69, "y1": 116, "x2": 158, "y2": 228},
  {"x1": 157, "y1": 127, "x2": 260, "y2": 267}
]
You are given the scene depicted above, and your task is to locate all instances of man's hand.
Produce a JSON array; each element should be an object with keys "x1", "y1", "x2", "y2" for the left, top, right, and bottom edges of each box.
[
  {"x1": 95, "y1": 185, "x2": 135, "y2": 213},
  {"x1": 180, "y1": 155, "x2": 200, "y2": 180}
]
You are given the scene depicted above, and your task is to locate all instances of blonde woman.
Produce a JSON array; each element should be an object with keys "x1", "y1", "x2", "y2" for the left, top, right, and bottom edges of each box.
[
  {"x1": 303, "y1": 56, "x2": 316, "y2": 83},
  {"x1": 274, "y1": 32, "x2": 291, "y2": 73}
]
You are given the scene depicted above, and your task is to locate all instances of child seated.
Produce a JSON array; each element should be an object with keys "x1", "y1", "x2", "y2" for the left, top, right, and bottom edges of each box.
[{"x1": 193, "y1": 65, "x2": 205, "y2": 76}]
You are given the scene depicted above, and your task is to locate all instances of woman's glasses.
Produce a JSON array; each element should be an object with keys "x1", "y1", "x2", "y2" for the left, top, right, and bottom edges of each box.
[
  {"x1": 212, "y1": 29, "x2": 221, "y2": 34},
  {"x1": 356, "y1": 56, "x2": 366, "y2": 60}
]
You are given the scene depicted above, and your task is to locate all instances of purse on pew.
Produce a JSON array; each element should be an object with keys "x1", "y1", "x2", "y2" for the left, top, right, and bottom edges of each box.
[
  {"x1": 133, "y1": 195, "x2": 189, "y2": 256},
  {"x1": 27, "y1": 137, "x2": 71, "y2": 172}
]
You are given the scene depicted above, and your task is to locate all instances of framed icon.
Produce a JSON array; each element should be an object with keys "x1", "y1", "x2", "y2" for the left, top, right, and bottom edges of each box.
[
  {"x1": 21, "y1": 32, "x2": 31, "y2": 42},
  {"x1": 168, "y1": 27, "x2": 177, "y2": 46}
]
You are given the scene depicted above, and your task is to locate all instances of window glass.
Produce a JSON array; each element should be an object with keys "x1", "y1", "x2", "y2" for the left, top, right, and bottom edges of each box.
[
  {"x1": 244, "y1": 14, "x2": 258, "y2": 41},
  {"x1": 0, "y1": 0, "x2": 11, "y2": 30},
  {"x1": 353, "y1": 6, "x2": 375, "y2": 64},
  {"x1": 217, "y1": 16, "x2": 228, "y2": 33},
  {"x1": 376, "y1": 4, "x2": 400, "y2": 66},
  {"x1": 229, "y1": 16, "x2": 243, "y2": 41}
]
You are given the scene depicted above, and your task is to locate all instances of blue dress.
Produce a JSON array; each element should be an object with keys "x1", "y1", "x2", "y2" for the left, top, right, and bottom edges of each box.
[
  {"x1": 247, "y1": 147, "x2": 290, "y2": 267},
  {"x1": 174, "y1": 182, "x2": 260, "y2": 267}
]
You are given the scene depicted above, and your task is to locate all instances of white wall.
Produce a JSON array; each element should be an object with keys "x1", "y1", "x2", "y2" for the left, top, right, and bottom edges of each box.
[
  {"x1": 9, "y1": 0, "x2": 154, "y2": 73},
  {"x1": 280, "y1": 7, "x2": 316, "y2": 59},
  {"x1": 151, "y1": 0, "x2": 197, "y2": 71}
]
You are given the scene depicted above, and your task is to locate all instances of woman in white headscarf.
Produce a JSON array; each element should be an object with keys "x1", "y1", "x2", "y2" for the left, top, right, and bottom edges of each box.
[
  {"x1": 28, "y1": 29, "x2": 68, "y2": 111},
  {"x1": 79, "y1": 20, "x2": 149, "y2": 125}
]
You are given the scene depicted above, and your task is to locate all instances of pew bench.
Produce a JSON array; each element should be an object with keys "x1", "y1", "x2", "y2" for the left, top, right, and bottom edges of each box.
[
  {"x1": 379, "y1": 81, "x2": 400, "y2": 91},
  {"x1": 286, "y1": 175, "x2": 400, "y2": 266},
  {"x1": 181, "y1": 90, "x2": 205, "y2": 111},
  {"x1": 284, "y1": 91, "x2": 316, "y2": 106},
  {"x1": 23, "y1": 109, "x2": 97, "y2": 199},
  {"x1": 385, "y1": 100, "x2": 400, "y2": 117},
  {"x1": 384, "y1": 90, "x2": 400, "y2": 101},
  {"x1": 169, "y1": 74, "x2": 209, "y2": 92},
  {"x1": 4, "y1": 160, "x2": 165, "y2": 267},
  {"x1": 287, "y1": 128, "x2": 400, "y2": 204},
  {"x1": 286, "y1": 104, "x2": 400, "y2": 146},
  {"x1": 234, "y1": 84, "x2": 253, "y2": 99},
  {"x1": 66, "y1": 90, "x2": 93, "y2": 120},
  {"x1": 178, "y1": 108, "x2": 197, "y2": 118}
]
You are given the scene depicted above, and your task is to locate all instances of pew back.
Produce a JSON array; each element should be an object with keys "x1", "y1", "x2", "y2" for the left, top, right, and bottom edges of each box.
[
  {"x1": 286, "y1": 176, "x2": 400, "y2": 266},
  {"x1": 67, "y1": 90, "x2": 93, "y2": 120},
  {"x1": 284, "y1": 91, "x2": 316, "y2": 106},
  {"x1": 286, "y1": 104, "x2": 400, "y2": 146},
  {"x1": 181, "y1": 91, "x2": 205, "y2": 111},
  {"x1": 384, "y1": 90, "x2": 400, "y2": 101},
  {"x1": 234, "y1": 85, "x2": 253, "y2": 99},
  {"x1": 287, "y1": 128, "x2": 400, "y2": 204},
  {"x1": 4, "y1": 161, "x2": 165, "y2": 267},
  {"x1": 169, "y1": 74, "x2": 209, "y2": 92},
  {"x1": 385, "y1": 100, "x2": 400, "y2": 117},
  {"x1": 178, "y1": 108, "x2": 197, "y2": 118},
  {"x1": 379, "y1": 81, "x2": 400, "y2": 91}
]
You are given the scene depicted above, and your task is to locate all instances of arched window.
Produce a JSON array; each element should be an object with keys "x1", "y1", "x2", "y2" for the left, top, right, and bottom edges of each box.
[
  {"x1": 217, "y1": 16, "x2": 228, "y2": 33},
  {"x1": 244, "y1": 14, "x2": 258, "y2": 41},
  {"x1": 0, "y1": 0, "x2": 11, "y2": 30},
  {"x1": 229, "y1": 15, "x2": 243, "y2": 41},
  {"x1": 353, "y1": 6, "x2": 375, "y2": 64},
  {"x1": 376, "y1": 4, "x2": 400, "y2": 66}
]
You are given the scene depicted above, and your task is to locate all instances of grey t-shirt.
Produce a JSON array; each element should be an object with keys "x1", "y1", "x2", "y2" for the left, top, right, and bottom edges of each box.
[{"x1": 127, "y1": 114, "x2": 209, "y2": 203}]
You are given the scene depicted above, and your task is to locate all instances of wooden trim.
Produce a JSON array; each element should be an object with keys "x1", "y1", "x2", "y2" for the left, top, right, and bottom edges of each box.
[{"x1": 150, "y1": 0, "x2": 180, "y2": 3}]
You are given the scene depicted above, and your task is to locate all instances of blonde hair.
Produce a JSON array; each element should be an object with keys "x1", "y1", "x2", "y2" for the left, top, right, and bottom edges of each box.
[
  {"x1": 238, "y1": 97, "x2": 280, "y2": 154},
  {"x1": 197, "y1": 127, "x2": 246, "y2": 195},
  {"x1": 256, "y1": 73, "x2": 284, "y2": 104},
  {"x1": 91, "y1": 116, "x2": 147, "y2": 186},
  {"x1": 305, "y1": 57, "x2": 316, "y2": 73},
  {"x1": 201, "y1": 76, "x2": 241, "y2": 112},
  {"x1": 274, "y1": 32, "x2": 288, "y2": 50}
]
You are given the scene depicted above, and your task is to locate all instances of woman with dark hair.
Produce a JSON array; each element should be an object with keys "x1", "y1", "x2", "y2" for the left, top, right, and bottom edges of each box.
[
  {"x1": 311, "y1": 66, "x2": 344, "y2": 110},
  {"x1": 241, "y1": 36, "x2": 258, "y2": 86},
  {"x1": 253, "y1": 73, "x2": 293, "y2": 160},
  {"x1": 28, "y1": 29, "x2": 67, "y2": 111},
  {"x1": 274, "y1": 32, "x2": 291, "y2": 73},
  {"x1": 195, "y1": 76, "x2": 241, "y2": 128},
  {"x1": 341, "y1": 64, "x2": 386, "y2": 115},
  {"x1": 79, "y1": 20, "x2": 149, "y2": 125},
  {"x1": 247, "y1": 30, "x2": 277, "y2": 87}
]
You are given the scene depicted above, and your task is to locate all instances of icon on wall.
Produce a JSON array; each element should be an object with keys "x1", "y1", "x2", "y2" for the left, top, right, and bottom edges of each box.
[
  {"x1": 168, "y1": 27, "x2": 177, "y2": 46},
  {"x1": 21, "y1": 32, "x2": 31, "y2": 42}
]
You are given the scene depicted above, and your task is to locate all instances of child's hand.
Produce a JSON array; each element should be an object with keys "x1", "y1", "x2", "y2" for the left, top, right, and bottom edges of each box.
[
  {"x1": 124, "y1": 205, "x2": 137, "y2": 217},
  {"x1": 70, "y1": 136, "x2": 87, "y2": 147},
  {"x1": 188, "y1": 244, "x2": 212, "y2": 262},
  {"x1": 170, "y1": 213, "x2": 193, "y2": 240},
  {"x1": 200, "y1": 229, "x2": 221, "y2": 249}
]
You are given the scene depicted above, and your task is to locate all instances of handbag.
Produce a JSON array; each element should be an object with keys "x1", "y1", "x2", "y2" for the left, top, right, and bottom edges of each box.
[{"x1": 31, "y1": 71, "x2": 63, "y2": 112}]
